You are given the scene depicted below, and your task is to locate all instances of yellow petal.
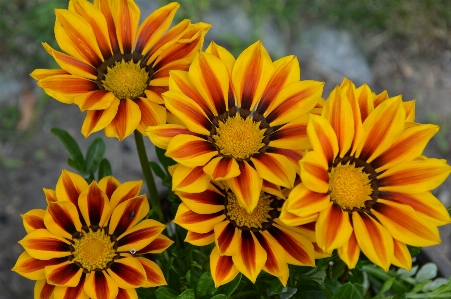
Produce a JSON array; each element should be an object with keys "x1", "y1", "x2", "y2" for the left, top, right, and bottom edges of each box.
[
  {"x1": 173, "y1": 203, "x2": 225, "y2": 234},
  {"x1": 166, "y1": 134, "x2": 217, "y2": 168},
  {"x1": 315, "y1": 203, "x2": 352, "y2": 253},
  {"x1": 232, "y1": 231, "x2": 267, "y2": 283},
  {"x1": 210, "y1": 247, "x2": 239, "y2": 287}
]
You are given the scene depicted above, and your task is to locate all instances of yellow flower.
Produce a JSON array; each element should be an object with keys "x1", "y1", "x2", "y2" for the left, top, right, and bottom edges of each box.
[
  {"x1": 31, "y1": 0, "x2": 210, "y2": 140},
  {"x1": 13, "y1": 170, "x2": 173, "y2": 299},
  {"x1": 172, "y1": 172, "x2": 325, "y2": 287},
  {"x1": 280, "y1": 78, "x2": 451, "y2": 271},
  {"x1": 147, "y1": 41, "x2": 324, "y2": 213}
]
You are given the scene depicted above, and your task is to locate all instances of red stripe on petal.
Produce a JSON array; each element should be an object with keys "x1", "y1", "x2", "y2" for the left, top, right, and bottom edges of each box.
[
  {"x1": 178, "y1": 188, "x2": 225, "y2": 206},
  {"x1": 215, "y1": 254, "x2": 235, "y2": 283},
  {"x1": 24, "y1": 215, "x2": 45, "y2": 230},
  {"x1": 170, "y1": 140, "x2": 216, "y2": 160},
  {"x1": 62, "y1": 172, "x2": 83, "y2": 206},
  {"x1": 86, "y1": 184, "x2": 106, "y2": 226},
  {"x1": 217, "y1": 222, "x2": 236, "y2": 254},
  {"x1": 62, "y1": 274, "x2": 86, "y2": 299},
  {"x1": 47, "y1": 263, "x2": 81, "y2": 285},
  {"x1": 117, "y1": 226, "x2": 162, "y2": 248},
  {"x1": 25, "y1": 238, "x2": 72, "y2": 252},
  {"x1": 39, "y1": 281, "x2": 56, "y2": 299},
  {"x1": 266, "y1": 148, "x2": 303, "y2": 164},
  {"x1": 47, "y1": 203, "x2": 78, "y2": 235},
  {"x1": 93, "y1": 271, "x2": 110, "y2": 299},
  {"x1": 198, "y1": 54, "x2": 227, "y2": 114},
  {"x1": 113, "y1": 198, "x2": 145, "y2": 237},
  {"x1": 109, "y1": 262, "x2": 145, "y2": 286},
  {"x1": 137, "y1": 235, "x2": 173, "y2": 254},
  {"x1": 187, "y1": 231, "x2": 214, "y2": 241},
  {"x1": 17, "y1": 257, "x2": 65, "y2": 274},
  {"x1": 241, "y1": 230, "x2": 257, "y2": 272},
  {"x1": 103, "y1": 177, "x2": 119, "y2": 199},
  {"x1": 268, "y1": 226, "x2": 311, "y2": 264},
  {"x1": 97, "y1": 0, "x2": 119, "y2": 53},
  {"x1": 53, "y1": 50, "x2": 98, "y2": 77},
  {"x1": 177, "y1": 210, "x2": 224, "y2": 224},
  {"x1": 254, "y1": 232, "x2": 279, "y2": 274},
  {"x1": 241, "y1": 50, "x2": 262, "y2": 110}
]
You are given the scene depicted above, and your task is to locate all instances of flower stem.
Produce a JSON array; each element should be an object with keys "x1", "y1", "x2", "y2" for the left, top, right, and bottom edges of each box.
[{"x1": 134, "y1": 130, "x2": 164, "y2": 222}]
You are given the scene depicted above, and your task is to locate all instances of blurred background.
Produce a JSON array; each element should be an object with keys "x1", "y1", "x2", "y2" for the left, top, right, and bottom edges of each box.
[{"x1": 1, "y1": 0, "x2": 451, "y2": 298}]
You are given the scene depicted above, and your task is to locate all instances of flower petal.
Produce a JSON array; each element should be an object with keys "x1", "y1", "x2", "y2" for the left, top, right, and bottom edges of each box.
[
  {"x1": 353, "y1": 212, "x2": 393, "y2": 271},
  {"x1": 232, "y1": 230, "x2": 267, "y2": 283},
  {"x1": 136, "y1": 257, "x2": 167, "y2": 288},
  {"x1": 12, "y1": 251, "x2": 65, "y2": 281},
  {"x1": 74, "y1": 90, "x2": 116, "y2": 111},
  {"x1": 279, "y1": 201, "x2": 319, "y2": 226},
  {"x1": 38, "y1": 75, "x2": 97, "y2": 104},
  {"x1": 44, "y1": 201, "x2": 82, "y2": 239},
  {"x1": 392, "y1": 239, "x2": 412, "y2": 270},
  {"x1": 55, "y1": 169, "x2": 88, "y2": 206},
  {"x1": 78, "y1": 182, "x2": 111, "y2": 227},
  {"x1": 404, "y1": 100, "x2": 416, "y2": 122},
  {"x1": 226, "y1": 161, "x2": 263, "y2": 213},
  {"x1": 204, "y1": 156, "x2": 241, "y2": 181},
  {"x1": 232, "y1": 41, "x2": 273, "y2": 111},
  {"x1": 372, "y1": 199, "x2": 441, "y2": 247},
  {"x1": 116, "y1": 219, "x2": 165, "y2": 252},
  {"x1": 210, "y1": 247, "x2": 239, "y2": 288},
  {"x1": 137, "y1": 235, "x2": 174, "y2": 254},
  {"x1": 22, "y1": 209, "x2": 46, "y2": 233},
  {"x1": 355, "y1": 84, "x2": 374, "y2": 122},
  {"x1": 116, "y1": 288, "x2": 137, "y2": 299},
  {"x1": 315, "y1": 203, "x2": 353, "y2": 253},
  {"x1": 81, "y1": 98, "x2": 120, "y2": 138},
  {"x1": 185, "y1": 231, "x2": 215, "y2": 246},
  {"x1": 95, "y1": 0, "x2": 120, "y2": 54},
  {"x1": 285, "y1": 183, "x2": 330, "y2": 217},
  {"x1": 19, "y1": 229, "x2": 72, "y2": 260},
  {"x1": 173, "y1": 202, "x2": 225, "y2": 234},
  {"x1": 377, "y1": 158, "x2": 451, "y2": 194},
  {"x1": 111, "y1": 0, "x2": 139, "y2": 54},
  {"x1": 300, "y1": 151, "x2": 329, "y2": 193},
  {"x1": 214, "y1": 220, "x2": 240, "y2": 256},
  {"x1": 269, "y1": 114, "x2": 310, "y2": 150},
  {"x1": 104, "y1": 99, "x2": 141, "y2": 141},
  {"x1": 34, "y1": 280, "x2": 56, "y2": 299},
  {"x1": 97, "y1": 176, "x2": 120, "y2": 200},
  {"x1": 108, "y1": 195, "x2": 150, "y2": 237},
  {"x1": 205, "y1": 41, "x2": 236, "y2": 76},
  {"x1": 45, "y1": 261, "x2": 83, "y2": 287},
  {"x1": 109, "y1": 180, "x2": 142, "y2": 211},
  {"x1": 177, "y1": 183, "x2": 225, "y2": 214},
  {"x1": 251, "y1": 153, "x2": 296, "y2": 188},
  {"x1": 31, "y1": 68, "x2": 69, "y2": 81},
  {"x1": 107, "y1": 257, "x2": 146, "y2": 289},
  {"x1": 54, "y1": 274, "x2": 88, "y2": 299},
  {"x1": 166, "y1": 134, "x2": 217, "y2": 168},
  {"x1": 43, "y1": 188, "x2": 57, "y2": 203},
  {"x1": 262, "y1": 180, "x2": 285, "y2": 199},
  {"x1": 172, "y1": 165, "x2": 211, "y2": 193},
  {"x1": 134, "y1": 97, "x2": 167, "y2": 133},
  {"x1": 255, "y1": 231, "x2": 289, "y2": 286},
  {"x1": 84, "y1": 270, "x2": 118, "y2": 299},
  {"x1": 146, "y1": 124, "x2": 199, "y2": 149},
  {"x1": 337, "y1": 231, "x2": 360, "y2": 269},
  {"x1": 307, "y1": 114, "x2": 339, "y2": 166}
]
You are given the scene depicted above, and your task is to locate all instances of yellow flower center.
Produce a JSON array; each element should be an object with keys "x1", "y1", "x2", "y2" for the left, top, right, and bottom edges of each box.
[
  {"x1": 213, "y1": 115, "x2": 265, "y2": 160},
  {"x1": 226, "y1": 192, "x2": 273, "y2": 229},
  {"x1": 328, "y1": 163, "x2": 373, "y2": 210},
  {"x1": 72, "y1": 230, "x2": 116, "y2": 272},
  {"x1": 103, "y1": 60, "x2": 149, "y2": 100}
]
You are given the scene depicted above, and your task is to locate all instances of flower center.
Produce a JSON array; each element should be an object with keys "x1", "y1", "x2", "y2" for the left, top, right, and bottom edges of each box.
[
  {"x1": 225, "y1": 192, "x2": 277, "y2": 230},
  {"x1": 213, "y1": 115, "x2": 265, "y2": 160},
  {"x1": 72, "y1": 230, "x2": 116, "y2": 272},
  {"x1": 102, "y1": 60, "x2": 149, "y2": 100},
  {"x1": 328, "y1": 162, "x2": 373, "y2": 210}
]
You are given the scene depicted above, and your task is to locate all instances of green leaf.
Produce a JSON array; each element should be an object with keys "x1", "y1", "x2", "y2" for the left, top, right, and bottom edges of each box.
[
  {"x1": 293, "y1": 276, "x2": 327, "y2": 299},
  {"x1": 196, "y1": 272, "x2": 216, "y2": 297},
  {"x1": 415, "y1": 263, "x2": 438, "y2": 283},
  {"x1": 177, "y1": 289, "x2": 195, "y2": 299},
  {"x1": 172, "y1": 246, "x2": 189, "y2": 259},
  {"x1": 332, "y1": 283, "x2": 364, "y2": 299},
  {"x1": 136, "y1": 287, "x2": 156, "y2": 298},
  {"x1": 216, "y1": 273, "x2": 242, "y2": 296},
  {"x1": 210, "y1": 295, "x2": 227, "y2": 299},
  {"x1": 51, "y1": 128, "x2": 84, "y2": 170},
  {"x1": 407, "y1": 245, "x2": 420, "y2": 257},
  {"x1": 168, "y1": 268, "x2": 181, "y2": 292},
  {"x1": 85, "y1": 137, "x2": 105, "y2": 174},
  {"x1": 374, "y1": 277, "x2": 395, "y2": 298},
  {"x1": 155, "y1": 146, "x2": 175, "y2": 171},
  {"x1": 98, "y1": 158, "x2": 112, "y2": 179},
  {"x1": 156, "y1": 287, "x2": 179, "y2": 299},
  {"x1": 269, "y1": 279, "x2": 284, "y2": 294},
  {"x1": 391, "y1": 293, "x2": 407, "y2": 299},
  {"x1": 422, "y1": 278, "x2": 449, "y2": 292},
  {"x1": 323, "y1": 277, "x2": 342, "y2": 298},
  {"x1": 67, "y1": 158, "x2": 84, "y2": 172},
  {"x1": 150, "y1": 161, "x2": 167, "y2": 180},
  {"x1": 187, "y1": 269, "x2": 201, "y2": 289}
]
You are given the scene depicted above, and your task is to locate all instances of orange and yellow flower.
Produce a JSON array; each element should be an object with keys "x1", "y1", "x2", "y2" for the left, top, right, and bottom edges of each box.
[
  {"x1": 280, "y1": 78, "x2": 451, "y2": 271},
  {"x1": 172, "y1": 174, "x2": 323, "y2": 287},
  {"x1": 147, "y1": 41, "x2": 324, "y2": 213},
  {"x1": 13, "y1": 170, "x2": 173, "y2": 299},
  {"x1": 32, "y1": 0, "x2": 210, "y2": 140}
]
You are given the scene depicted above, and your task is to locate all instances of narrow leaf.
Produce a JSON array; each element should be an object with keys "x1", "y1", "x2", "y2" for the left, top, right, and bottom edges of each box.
[
  {"x1": 156, "y1": 287, "x2": 179, "y2": 299},
  {"x1": 85, "y1": 137, "x2": 105, "y2": 174},
  {"x1": 177, "y1": 289, "x2": 195, "y2": 299},
  {"x1": 196, "y1": 272, "x2": 216, "y2": 297},
  {"x1": 150, "y1": 161, "x2": 167, "y2": 180},
  {"x1": 51, "y1": 128, "x2": 84, "y2": 170},
  {"x1": 98, "y1": 158, "x2": 112, "y2": 179}
]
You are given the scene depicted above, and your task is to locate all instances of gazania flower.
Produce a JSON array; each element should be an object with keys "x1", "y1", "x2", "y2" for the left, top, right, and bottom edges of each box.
[
  {"x1": 147, "y1": 41, "x2": 324, "y2": 213},
  {"x1": 280, "y1": 79, "x2": 451, "y2": 271},
  {"x1": 13, "y1": 170, "x2": 173, "y2": 299},
  {"x1": 172, "y1": 169, "x2": 320, "y2": 287},
  {"x1": 31, "y1": 0, "x2": 210, "y2": 140}
]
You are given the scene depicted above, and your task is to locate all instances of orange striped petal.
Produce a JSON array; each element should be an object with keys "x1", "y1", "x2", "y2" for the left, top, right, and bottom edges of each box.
[
  {"x1": 251, "y1": 153, "x2": 295, "y2": 188},
  {"x1": 232, "y1": 41, "x2": 273, "y2": 111},
  {"x1": 116, "y1": 220, "x2": 165, "y2": 253},
  {"x1": 34, "y1": 280, "x2": 56, "y2": 299},
  {"x1": 163, "y1": 90, "x2": 212, "y2": 135},
  {"x1": 136, "y1": 257, "x2": 167, "y2": 287},
  {"x1": 44, "y1": 201, "x2": 82, "y2": 239},
  {"x1": 22, "y1": 209, "x2": 46, "y2": 233},
  {"x1": 43, "y1": 188, "x2": 57, "y2": 203},
  {"x1": 54, "y1": 274, "x2": 89, "y2": 299},
  {"x1": 55, "y1": 169, "x2": 88, "y2": 206},
  {"x1": 256, "y1": 231, "x2": 289, "y2": 286},
  {"x1": 74, "y1": 90, "x2": 116, "y2": 111},
  {"x1": 144, "y1": 86, "x2": 166, "y2": 105},
  {"x1": 71, "y1": 0, "x2": 112, "y2": 60},
  {"x1": 205, "y1": 41, "x2": 236, "y2": 76},
  {"x1": 166, "y1": 134, "x2": 217, "y2": 168},
  {"x1": 268, "y1": 224, "x2": 315, "y2": 266},
  {"x1": 204, "y1": 156, "x2": 241, "y2": 181},
  {"x1": 322, "y1": 86, "x2": 355, "y2": 157},
  {"x1": 372, "y1": 199, "x2": 441, "y2": 247},
  {"x1": 300, "y1": 151, "x2": 329, "y2": 193},
  {"x1": 210, "y1": 247, "x2": 239, "y2": 288},
  {"x1": 379, "y1": 191, "x2": 451, "y2": 226},
  {"x1": 285, "y1": 183, "x2": 330, "y2": 217},
  {"x1": 43, "y1": 42, "x2": 97, "y2": 79},
  {"x1": 372, "y1": 124, "x2": 439, "y2": 172},
  {"x1": 337, "y1": 231, "x2": 360, "y2": 269},
  {"x1": 108, "y1": 195, "x2": 150, "y2": 237},
  {"x1": 97, "y1": 176, "x2": 121, "y2": 199},
  {"x1": 266, "y1": 148, "x2": 303, "y2": 173},
  {"x1": 173, "y1": 203, "x2": 225, "y2": 234},
  {"x1": 357, "y1": 96, "x2": 405, "y2": 162},
  {"x1": 116, "y1": 288, "x2": 137, "y2": 299},
  {"x1": 279, "y1": 201, "x2": 319, "y2": 226},
  {"x1": 146, "y1": 124, "x2": 198, "y2": 149},
  {"x1": 377, "y1": 158, "x2": 451, "y2": 194},
  {"x1": 12, "y1": 251, "x2": 64, "y2": 280},
  {"x1": 135, "y1": 97, "x2": 167, "y2": 133},
  {"x1": 81, "y1": 98, "x2": 120, "y2": 137},
  {"x1": 38, "y1": 75, "x2": 97, "y2": 104},
  {"x1": 137, "y1": 234, "x2": 173, "y2": 254},
  {"x1": 111, "y1": 0, "x2": 139, "y2": 54},
  {"x1": 185, "y1": 231, "x2": 215, "y2": 246},
  {"x1": 353, "y1": 212, "x2": 393, "y2": 271},
  {"x1": 189, "y1": 52, "x2": 229, "y2": 115},
  {"x1": 307, "y1": 114, "x2": 339, "y2": 166},
  {"x1": 226, "y1": 161, "x2": 263, "y2": 213},
  {"x1": 84, "y1": 270, "x2": 118, "y2": 299},
  {"x1": 177, "y1": 183, "x2": 225, "y2": 214},
  {"x1": 19, "y1": 229, "x2": 72, "y2": 260},
  {"x1": 265, "y1": 80, "x2": 324, "y2": 127},
  {"x1": 392, "y1": 239, "x2": 412, "y2": 270},
  {"x1": 214, "y1": 220, "x2": 240, "y2": 256},
  {"x1": 373, "y1": 89, "x2": 388, "y2": 107},
  {"x1": 355, "y1": 84, "x2": 374, "y2": 122},
  {"x1": 262, "y1": 180, "x2": 285, "y2": 199},
  {"x1": 107, "y1": 257, "x2": 146, "y2": 289},
  {"x1": 232, "y1": 231, "x2": 267, "y2": 283},
  {"x1": 109, "y1": 180, "x2": 142, "y2": 211},
  {"x1": 269, "y1": 114, "x2": 310, "y2": 150},
  {"x1": 313, "y1": 242, "x2": 331, "y2": 259},
  {"x1": 95, "y1": 0, "x2": 120, "y2": 54},
  {"x1": 45, "y1": 261, "x2": 83, "y2": 287},
  {"x1": 135, "y1": 2, "x2": 179, "y2": 54},
  {"x1": 104, "y1": 99, "x2": 141, "y2": 141},
  {"x1": 31, "y1": 68, "x2": 69, "y2": 80},
  {"x1": 315, "y1": 203, "x2": 352, "y2": 253},
  {"x1": 404, "y1": 100, "x2": 416, "y2": 122},
  {"x1": 172, "y1": 165, "x2": 211, "y2": 193},
  {"x1": 282, "y1": 221, "x2": 316, "y2": 242}
]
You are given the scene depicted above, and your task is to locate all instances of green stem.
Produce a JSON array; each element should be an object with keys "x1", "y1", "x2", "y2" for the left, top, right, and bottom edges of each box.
[{"x1": 134, "y1": 130, "x2": 164, "y2": 222}]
